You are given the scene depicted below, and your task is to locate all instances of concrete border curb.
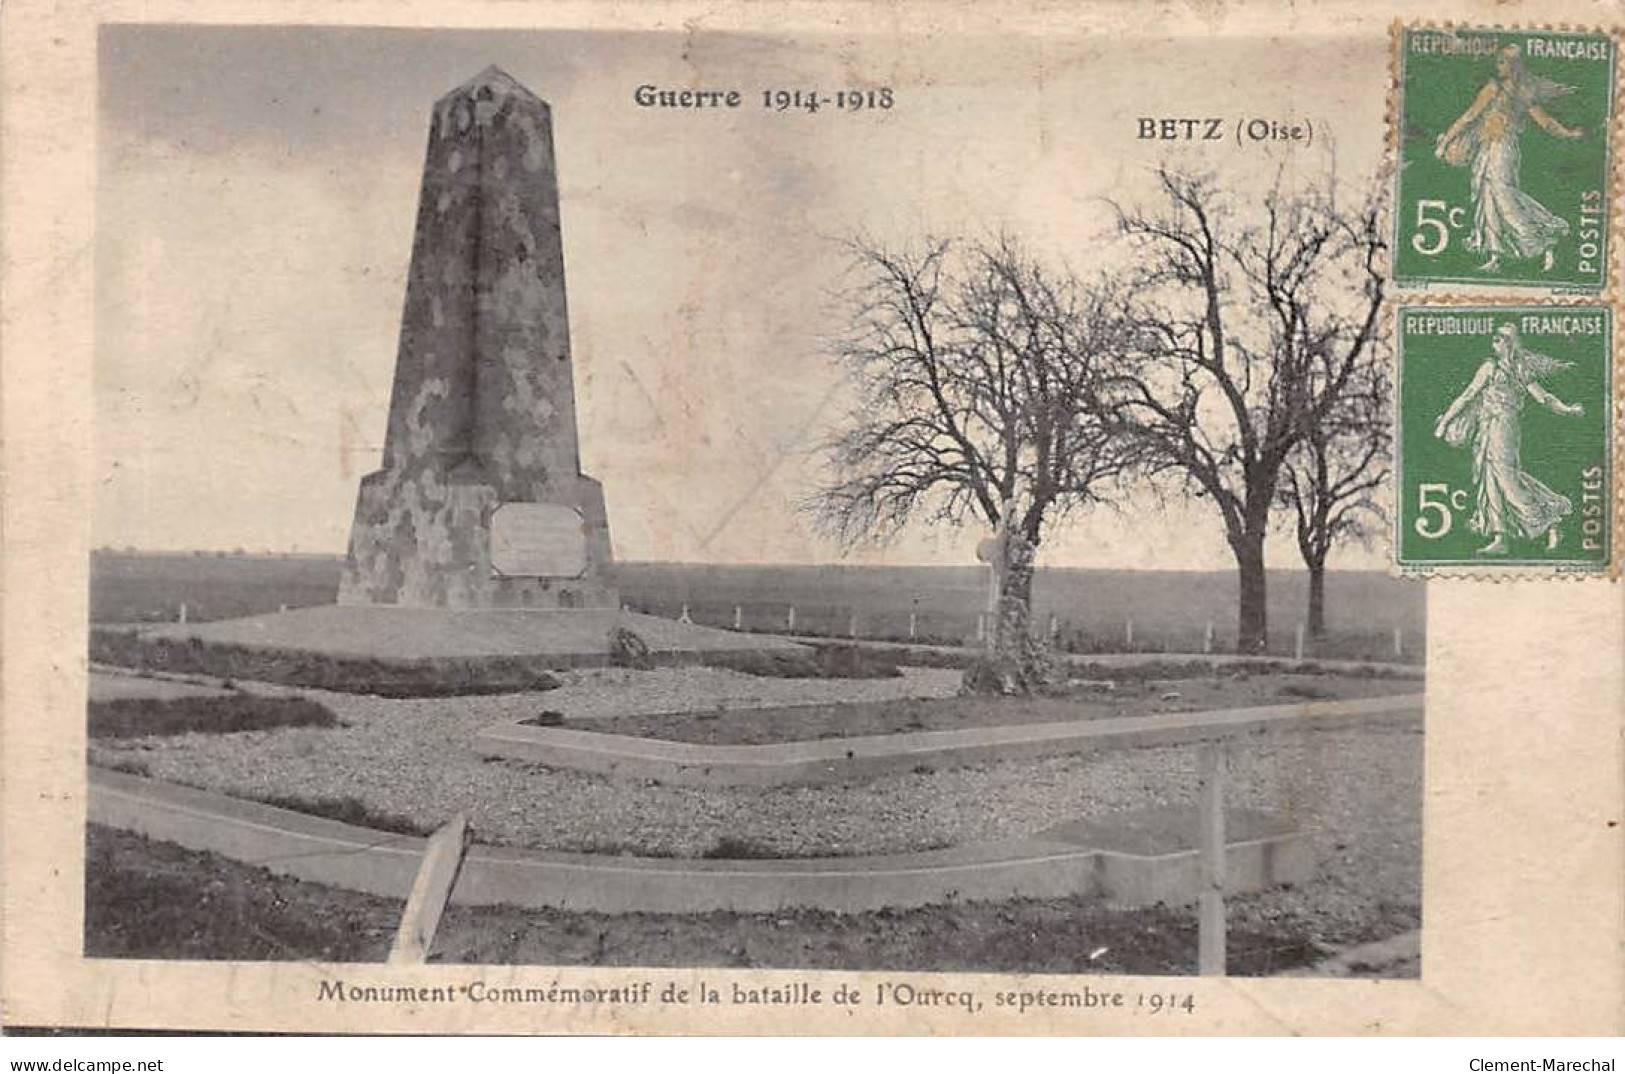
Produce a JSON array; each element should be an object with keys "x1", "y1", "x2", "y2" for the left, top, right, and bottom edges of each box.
[
  {"x1": 89, "y1": 768, "x2": 1311, "y2": 913},
  {"x1": 473, "y1": 693, "x2": 1425, "y2": 787}
]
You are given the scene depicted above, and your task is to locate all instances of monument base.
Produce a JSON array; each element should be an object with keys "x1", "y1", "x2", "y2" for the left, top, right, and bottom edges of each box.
[
  {"x1": 129, "y1": 604, "x2": 806, "y2": 667},
  {"x1": 338, "y1": 462, "x2": 616, "y2": 610}
]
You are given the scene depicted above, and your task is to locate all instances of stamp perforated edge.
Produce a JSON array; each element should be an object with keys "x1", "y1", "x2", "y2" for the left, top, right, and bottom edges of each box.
[
  {"x1": 1386, "y1": 19, "x2": 1624, "y2": 302},
  {"x1": 1385, "y1": 21, "x2": 1624, "y2": 581},
  {"x1": 1386, "y1": 297, "x2": 1620, "y2": 581}
]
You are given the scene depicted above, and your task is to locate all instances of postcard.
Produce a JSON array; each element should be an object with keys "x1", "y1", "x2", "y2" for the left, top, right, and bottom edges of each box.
[{"x1": 1, "y1": 0, "x2": 1620, "y2": 1036}]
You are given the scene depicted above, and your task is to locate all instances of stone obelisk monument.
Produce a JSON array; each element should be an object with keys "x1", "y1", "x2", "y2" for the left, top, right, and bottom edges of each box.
[{"x1": 339, "y1": 67, "x2": 616, "y2": 610}]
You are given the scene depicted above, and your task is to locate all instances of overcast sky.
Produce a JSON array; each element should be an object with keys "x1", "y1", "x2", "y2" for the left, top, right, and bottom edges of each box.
[{"x1": 96, "y1": 23, "x2": 1391, "y2": 569}]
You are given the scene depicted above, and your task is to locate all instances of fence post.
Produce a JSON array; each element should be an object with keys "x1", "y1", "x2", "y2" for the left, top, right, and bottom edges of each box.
[
  {"x1": 1198, "y1": 742, "x2": 1228, "y2": 977},
  {"x1": 908, "y1": 611, "x2": 918, "y2": 640},
  {"x1": 178, "y1": 602, "x2": 187, "y2": 624},
  {"x1": 734, "y1": 605, "x2": 742, "y2": 630},
  {"x1": 1125, "y1": 618, "x2": 1134, "y2": 650},
  {"x1": 1203, "y1": 619, "x2": 1214, "y2": 654},
  {"x1": 787, "y1": 605, "x2": 796, "y2": 633},
  {"x1": 1294, "y1": 622, "x2": 1305, "y2": 662},
  {"x1": 976, "y1": 612, "x2": 986, "y2": 643},
  {"x1": 388, "y1": 814, "x2": 472, "y2": 966},
  {"x1": 1393, "y1": 626, "x2": 1403, "y2": 658}
]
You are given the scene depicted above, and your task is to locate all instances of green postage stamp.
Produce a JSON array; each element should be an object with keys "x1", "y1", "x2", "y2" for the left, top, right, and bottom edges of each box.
[
  {"x1": 1396, "y1": 306, "x2": 1613, "y2": 572},
  {"x1": 1394, "y1": 26, "x2": 1617, "y2": 292}
]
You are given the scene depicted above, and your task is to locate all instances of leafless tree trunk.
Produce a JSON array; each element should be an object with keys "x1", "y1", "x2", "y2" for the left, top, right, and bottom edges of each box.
[
  {"x1": 1307, "y1": 560, "x2": 1327, "y2": 638},
  {"x1": 811, "y1": 233, "x2": 1134, "y2": 688},
  {"x1": 1104, "y1": 167, "x2": 1386, "y2": 654},
  {"x1": 1280, "y1": 355, "x2": 1391, "y2": 639}
]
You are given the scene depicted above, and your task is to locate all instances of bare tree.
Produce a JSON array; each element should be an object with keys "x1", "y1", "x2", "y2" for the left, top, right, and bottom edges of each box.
[
  {"x1": 1105, "y1": 166, "x2": 1386, "y2": 653},
  {"x1": 811, "y1": 233, "x2": 1133, "y2": 682},
  {"x1": 1278, "y1": 344, "x2": 1391, "y2": 638}
]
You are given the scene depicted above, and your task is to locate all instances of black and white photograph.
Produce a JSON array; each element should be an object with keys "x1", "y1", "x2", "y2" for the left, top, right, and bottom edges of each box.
[{"x1": 82, "y1": 21, "x2": 1422, "y2": 981}]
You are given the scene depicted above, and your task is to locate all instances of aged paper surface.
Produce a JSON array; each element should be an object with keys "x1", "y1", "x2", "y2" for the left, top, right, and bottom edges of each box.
[{"x1": 2, "y1": 0, "x2": 1622, "y2": 1035}]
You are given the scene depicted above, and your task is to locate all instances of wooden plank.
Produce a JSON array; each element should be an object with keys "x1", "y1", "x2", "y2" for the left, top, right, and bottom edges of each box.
[
  {"x1": 388, "y1": 813, "x2": 472, "y2": 966},
  {"x1": 1197, "y1": 742, "x2": 1227, "y2": 977}
]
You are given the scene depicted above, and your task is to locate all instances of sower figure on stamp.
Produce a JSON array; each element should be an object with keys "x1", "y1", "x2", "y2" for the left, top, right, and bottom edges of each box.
[
  {"x1": 1434, "y1": 44, "x2": 1584, "y2": 274},
  {"x1": 1434, "y1": 323, "x2": 1584, "y2": 555}
]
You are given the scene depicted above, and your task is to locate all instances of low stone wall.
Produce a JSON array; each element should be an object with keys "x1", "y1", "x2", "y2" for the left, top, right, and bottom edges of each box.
[
  {"x1": 89, "y1": 768, "x2": 1311, "y2": 914},
  {"x1": 473, "y1": 693, "x2": 1425, "y2": 788}
]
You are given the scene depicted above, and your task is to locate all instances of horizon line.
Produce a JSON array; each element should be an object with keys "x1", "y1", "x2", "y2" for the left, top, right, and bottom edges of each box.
[{"x1": 89, "y1": 548, "x2": 1397, "y2": 575}]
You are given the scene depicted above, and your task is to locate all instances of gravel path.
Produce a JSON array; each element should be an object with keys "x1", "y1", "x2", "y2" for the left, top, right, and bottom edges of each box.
[{"x1": 88, "y1": 667, "x2": 1421, "y2": 911}]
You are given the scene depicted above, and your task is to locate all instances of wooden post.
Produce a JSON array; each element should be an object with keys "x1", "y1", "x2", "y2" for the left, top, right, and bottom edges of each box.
[
  {"x1": 733, "y1": 605, "x2": 742, "y2": 630},
  {"x1": 908, "y1": 611, "x2": 918, "y2": 640},
  {"x1": 976, "y1": 612, "x2": 986, "y2": 643},
  {"x1": 787, "y1": 605, "x2": 796, "y2": 632},
  {"x1": 388, "y1": 814, "x2": 472, "y2": 966},
  {"x1": 1393, "y1": 626, "x2": 1403, "y2": 658},
  {"x1": 178, "y1": 602, "x2": 187, "y2": 624},
  {"x1": 1125, "y1": 618, "x2": 1134, "y2": 650},
  {"x1": 1197, "y1": 742, "x2": 1227, "y2": 977},
  {"x1": 1294, "y1": 622, "x2": 1305, "y2": 661},
  {"x1": 1203, "y1": 619, "x2": 1214, "y2": 654},
  {"x1": 1048, "y1": 612, "x2": 1058, "y2": 641}
]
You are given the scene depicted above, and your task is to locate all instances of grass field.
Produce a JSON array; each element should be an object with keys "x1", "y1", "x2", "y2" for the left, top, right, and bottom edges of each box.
[
  {"x1": 90, "y1": 552, "x2": 1425, "y2": 661},
  {"x1": 91, "y1": 552, "x2": 342, "y2": 623},
  {"x1": 569, "y1": 673, "x2": 1414, "y2": 746},
  {"x1": 88, "y1": 693, "x2": 341, "y2": 739}
]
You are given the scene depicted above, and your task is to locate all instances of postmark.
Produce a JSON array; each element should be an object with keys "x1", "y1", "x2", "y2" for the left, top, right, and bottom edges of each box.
[
  {"x1": 1396, "y1": 305, "x2": 1614, "y2": 572},
  {"x1": 1393, "y1": 26, "x2": 1617, "y2": 293}
]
